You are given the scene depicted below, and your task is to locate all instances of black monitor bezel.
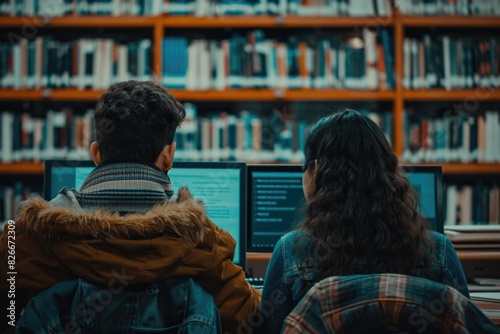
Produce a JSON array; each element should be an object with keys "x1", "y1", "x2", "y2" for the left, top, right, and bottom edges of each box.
[
  {"x1": 402, "y1": 165, "x2": 444, "y2": 234},
  {"x1": 247, "y1": 164, "x2": 304, "y2": 253}
]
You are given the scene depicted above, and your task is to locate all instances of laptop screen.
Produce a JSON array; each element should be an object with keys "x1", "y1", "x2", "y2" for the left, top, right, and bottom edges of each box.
[
  {"x1": 44, "y1": 160, "x2": 247, "y2": 270},
  {"x1": 247, "y1": 164, "x2": 443, "y2": 253}
]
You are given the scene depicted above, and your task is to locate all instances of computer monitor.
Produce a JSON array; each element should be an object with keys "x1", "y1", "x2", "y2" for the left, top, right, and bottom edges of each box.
[
  {"x1": 247, "y1": 164, "x2": 444, "y2": 253},
  {"x1": 44, "y1": 160, "x2": 247, "y2": 270},
  {"x1": 247, "y1": 165, "x2": 306, "y2": 253},
  {"x1": 44, "y1": 160, "x2": 96, "y2": 200},
  {"x1": 403, "y1": 165, "x2": 443, "y2": 234},
  {"x1": 168, "y1": 161, "x2": 247, "y2": 269}
]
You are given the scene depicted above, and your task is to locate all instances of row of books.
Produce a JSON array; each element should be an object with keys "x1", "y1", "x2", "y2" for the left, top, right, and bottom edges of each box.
[
  {"x1": 0, "y1": 109, "x2": 95, "y2": 163},
  {"x1": 403, "y1": 35, "x2": 500, "y2": 90},
  {"x1": 445, "y1": 182, "x2": 500, "y2": 226},
  {"x1": 0, "y1": 0, "x2": 391, "y2": 17},
  {"x1": 166, "y1": 0, "x2": 391, "y2": 17},
  {"x1": 163, "y1": 28, "x2": 395, "y2": 90},
  {"x1": 174, "y1": 105, "x2": 391, "y2": 161},
  {"x1": 0, "y1": 37, "x2": 152, "y2": 90},
  {"x1": 0, "y1": 182, "x2": 40, "y2": 224},
  {"x1": 0, "y1": 106, "x2": 392, "y2": 163},
  {"x1": 395, "y1": 0, "x2": 500, "y2": 16},
  {"x1": 0, "y1": 0, "x2": 162, "y2": 16},
  {"x1": 402, "y1": 110, "x2": 500, "y2": 163}
]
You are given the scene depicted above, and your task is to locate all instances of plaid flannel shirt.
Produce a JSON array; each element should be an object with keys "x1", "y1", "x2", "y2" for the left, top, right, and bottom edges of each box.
[{"x1": 282, "y1": 273, "x2": 499, "y2": 334}]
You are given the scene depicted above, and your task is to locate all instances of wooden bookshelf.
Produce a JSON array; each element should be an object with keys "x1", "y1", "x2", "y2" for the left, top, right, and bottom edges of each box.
[
  {"x1": 0, "y1": 89, "x2": 106, "y2": 101},
  {"x1": 1, "y1": 162, "x2": 499, "y2": 176},
  {"x1": 401, "y1": 16, "x2": 500, "y2": 28},
  {"x1": 441, "y1": 164, "x2": 500, "y2": 175},
  {"x1": 0, "y1": 163, "x2": 43, "y2": 175},
  {"x1": 162, "y1": 15, "x2": 394, "y2": 28},
  {"x1": 404, "y1": 89, "x2": 500, "y2": 101},
  {"x1": 0, "y1": 16, "x2": 156, "y2": 27},
  {"x1": 0, "y1": 89, "x2": 394, "y2": 101},
  {"x1": 173, "y1": 89, "x2": 395, "y2": 101},
  {"x1": 0, "y1": 11, "x2": 499, "y2": 177}
]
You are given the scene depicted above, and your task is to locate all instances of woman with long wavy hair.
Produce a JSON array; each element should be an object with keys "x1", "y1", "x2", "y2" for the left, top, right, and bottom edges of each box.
[{"x1": 258, "y1": 109, "x2": 469, "y2": 333}]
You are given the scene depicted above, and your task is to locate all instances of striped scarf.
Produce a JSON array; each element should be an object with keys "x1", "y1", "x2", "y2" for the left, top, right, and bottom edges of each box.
[{"x1": 76, "y1": 161, "x2": 174, "y2": 213}]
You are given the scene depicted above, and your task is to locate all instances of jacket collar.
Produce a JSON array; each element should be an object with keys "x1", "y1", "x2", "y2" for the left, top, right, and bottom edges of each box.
[{"x1": 17, "y1": 187, "x2": 207, "y2": 244}]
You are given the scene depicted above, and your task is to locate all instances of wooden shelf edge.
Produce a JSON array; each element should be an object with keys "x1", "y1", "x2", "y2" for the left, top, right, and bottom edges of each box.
[
  {"x1": 0, "y1": 163, "x2": 43, "y2": 175},
  {"x1": 403, "y1": 89, "x2": 500, "y2": 101},
  {"x1": 162, "y1": 15, "x2": 393, "y2": 28},
  {"x1": 170, "y1": 89, "x2": 395, "y2": 101},
  {"x1": 442, "y1": 164, "x2": 500, "y2": 175},
  {"x1": 0, "y1": 89, "x2": 106, "y2": 101},
  {"x1": 402, "y1": 16, "x2": 500, "y2": 28},
  {"x1": 0, "y1": 16, "x2": 156, "y2": 27},
  {"x1": 402, "y1": 163, "x2": 500, "y2": 175},
  {"x1": 0, "y1": 89, "x2": 393, "y2": 101}
]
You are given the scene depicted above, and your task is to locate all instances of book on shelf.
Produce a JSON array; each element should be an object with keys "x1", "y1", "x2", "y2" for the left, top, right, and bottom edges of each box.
[
  {"x1": 402, "y1": 110, "x2": 500, "y2": 163},
  {"x1": 0, "y1": 0, "x2": 392, "y2": 17},
  {"x1": 0, "y1": 104, "x2": 391, "y2": 163},
  {"x1": 403, "y1": 34, "x2": 500, "y2": 91},
  {"x1": 0, "y1": 181, "x2": 40, "y2": 227},
  {"x1": 0, "y1": 109, "x2": 95, "y2": 163},
  {"x1": 0, "y1": 0, "x2": 162, "y2": 16},
  {"x1": 173, "y1": 104, "x2": 392, "y2": 162},
  {"x1": 162, "y1": 28, "x2": 394, "y2": 90},
  {"x1": 164, "y1": 0, "x2": 391, "y2": 17},
  {"x1": 444, "y1": 182, "x2": 499, "y2": 226},
  {"x1": 394, "y1": 0, "x2": 500, "y2": 16},
  {"x1": 0, "y1": 36, "x2": 152, "y2": 90}
]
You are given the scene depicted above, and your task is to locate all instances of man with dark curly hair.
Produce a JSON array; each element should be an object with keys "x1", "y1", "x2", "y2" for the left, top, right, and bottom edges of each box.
[{"x1": 0, "y1": 81, "x2": 260, "y2": 334}]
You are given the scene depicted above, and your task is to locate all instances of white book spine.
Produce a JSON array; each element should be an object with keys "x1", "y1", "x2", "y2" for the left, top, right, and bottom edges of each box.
[
  {"x1": 1, "y1": 112, "x2": 14, "y2": 162},
  {"x1": 447, "y1": 185, "x2": 459, "y2": 225},
  {"x1": 442, "y1": 36, "x2": 452, "y2": 91},
  {"x1": 485, "y1": 111, "x2": 496, "y2": 162},
  {"x1": 12, "y1": 44, "x2": 22, "y2": 89},
  {"x1": 199, "y1": 41, "x2": 211, "y2": 90},
  {"x1": 403, "y1": 38, "x2": 411, "y2": 89},
  {"x1": 364, "y1": 28, "x2": 378, "y2": 90},
  {"x1": 186, "y1": 40, "x2": 199, "y2": 91}
]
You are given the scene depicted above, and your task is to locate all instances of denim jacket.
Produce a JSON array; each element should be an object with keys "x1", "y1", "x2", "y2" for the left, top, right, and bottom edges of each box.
[
  {"x1": 16, "y1": 277, "x2": 222, "y2": 334},
  {"x1": 259, "y1": 230, "x2": 469, "y2": 334}
]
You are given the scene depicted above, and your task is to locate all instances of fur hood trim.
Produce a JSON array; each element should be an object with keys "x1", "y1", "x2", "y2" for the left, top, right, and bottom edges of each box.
[{"x1": 17, "y1": 188, "x2": 207, "y2": 244}]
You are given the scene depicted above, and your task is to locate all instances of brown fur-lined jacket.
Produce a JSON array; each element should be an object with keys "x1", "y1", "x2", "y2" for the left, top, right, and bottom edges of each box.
[{"x1": 0, "y1": 188, "x2": 260, "y2": 334}]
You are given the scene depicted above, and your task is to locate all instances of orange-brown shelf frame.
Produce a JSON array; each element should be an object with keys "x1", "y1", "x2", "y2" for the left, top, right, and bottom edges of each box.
[
  {"x1": 0, "y1": 163, "x2": 44, "y2": 175},
  {"x1": 0, "y1": 16, "x2": 157, "y2": 27},
  {"x1": 401, "y1": 16, "x2": 500, "y2": 28},
  {"x1": 1, "y1": 13, "x2": 500, "y2": 172},
  {"x1": 1, "y1": 163, "x2": 499, "y2": 175},
  {"x1": 0, "y1": 89, "x2": 395, "y2": 101}
]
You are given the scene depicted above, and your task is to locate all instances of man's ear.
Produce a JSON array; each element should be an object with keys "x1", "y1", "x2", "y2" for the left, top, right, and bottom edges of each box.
[
  {"x1": 90, "y1": 142, "x2": 101, "y2": 166},
  {"x1": 157, "y1": 142, "x2": 176, "y2": 171}
]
